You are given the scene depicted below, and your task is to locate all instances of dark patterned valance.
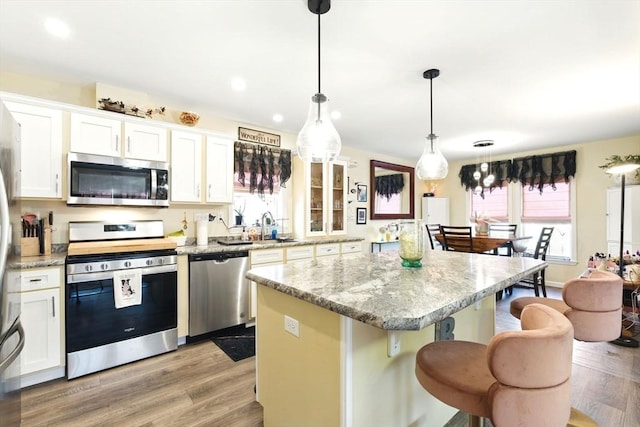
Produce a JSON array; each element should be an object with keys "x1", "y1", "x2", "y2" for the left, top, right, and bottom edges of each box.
[
  {"x1": 459, "y1": 159, "x2": 513, "y2": 194},
  {"x1": 458, "y1": 150, "x2": 577, "y2": 195},
  {"x1": 511, "y1": 150, "x2": 576, "y2": 193},
  {"x1": 375, "y1": 174, "x2": 404, "y2": 201},
  {"x1": 234, "y1": 141, "x2": 291, "y2": 196}
]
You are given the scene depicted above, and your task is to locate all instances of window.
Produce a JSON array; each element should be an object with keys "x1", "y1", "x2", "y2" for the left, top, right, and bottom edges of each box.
[
  {"x1": 470, "y1": 187, "x2": 508, "y2": 221},
  {"x1": 231, "y1": 192, "x2": 285, "y2": 231},
  {"x1": 520, "y1": 182, "x2": 573, "y2": 261}
]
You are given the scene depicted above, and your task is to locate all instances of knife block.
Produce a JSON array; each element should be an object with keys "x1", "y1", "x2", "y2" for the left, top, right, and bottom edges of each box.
[{"x1": 20, "y1": 237, "x2": 39, "y2": 257}]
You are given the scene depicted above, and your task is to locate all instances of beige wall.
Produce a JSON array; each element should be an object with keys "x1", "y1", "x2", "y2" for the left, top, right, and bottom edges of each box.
[{"x1": 433, "y1": 135, "x2": 640, "y2": 284}]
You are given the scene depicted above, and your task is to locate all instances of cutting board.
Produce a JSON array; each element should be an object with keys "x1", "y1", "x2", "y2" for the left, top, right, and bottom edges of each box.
[{"x1": 67, "y1": 238, "x2": 177, "y2": 256}]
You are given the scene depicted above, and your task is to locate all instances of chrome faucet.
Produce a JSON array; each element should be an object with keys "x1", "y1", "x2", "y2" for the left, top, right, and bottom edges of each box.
[{"x1": 261, "y1": 211, "x2": 276, "y2": 240}]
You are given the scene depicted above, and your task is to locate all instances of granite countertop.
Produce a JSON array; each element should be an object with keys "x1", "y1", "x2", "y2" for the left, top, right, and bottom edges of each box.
[
  {"x1": 8, "y1": 236, "x2": 364, "y2": 269},
  {"x1": 175, "y1": 236, "x2": 364, "y2": 255},
  {"x1": 247, "y1": 250, "x2": 547, "y2": 331}
]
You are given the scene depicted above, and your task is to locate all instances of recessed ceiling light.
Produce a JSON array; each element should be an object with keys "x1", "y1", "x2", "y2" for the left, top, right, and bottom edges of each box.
[
  {"x1": 231, "y1": 78, "x2": 247, "y2": 92},
  {"x1": 44, "y1": 17, "x2": 70, "y2": 38},
  {"x1": 331, "y1": 111, "x2": 341, "y2": 120},
  {"x1": 273, "y1": 114, "x2": 283, "y2": 123}
]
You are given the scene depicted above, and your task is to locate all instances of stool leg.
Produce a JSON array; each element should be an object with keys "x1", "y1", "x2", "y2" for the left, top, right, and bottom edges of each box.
[{"x1": 469, "y1": 414, "x2": 485, "y2": 427}]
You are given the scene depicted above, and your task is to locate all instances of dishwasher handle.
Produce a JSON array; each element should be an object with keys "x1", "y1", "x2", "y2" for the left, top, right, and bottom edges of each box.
[{"x1": 189, "y1": 251, "x2": 249, "y2": 262}]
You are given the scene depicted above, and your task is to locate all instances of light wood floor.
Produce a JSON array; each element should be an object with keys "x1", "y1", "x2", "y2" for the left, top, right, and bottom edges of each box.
[{"x1": 21, "y1": 286, "x2": 640, "y2": 427}]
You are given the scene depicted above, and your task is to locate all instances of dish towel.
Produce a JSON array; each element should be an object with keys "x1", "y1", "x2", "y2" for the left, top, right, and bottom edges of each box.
[{"x1": 113, "y1": 268, "x2": 142, "y2": 309}]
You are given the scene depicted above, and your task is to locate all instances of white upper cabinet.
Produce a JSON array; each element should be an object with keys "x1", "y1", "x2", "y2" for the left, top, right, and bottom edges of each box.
[
  {"x1": 123, "y1": 122, "x2": 168, "y2": 161},
  {"x1": 205, "y1": 135, "x2": 234, "y2": 203},
  {"x1": 70, "y1": 113, "x2": 167, "y2": 162},
  {"x1": 170, "y1": 130, "x2": 202, "y2": 202},
  {"x1": 4, "y1": 102, "x2": 62, "y2": 198},
  {"x1": 70, "y1": 113, "x2": 121, "y2": 157}
]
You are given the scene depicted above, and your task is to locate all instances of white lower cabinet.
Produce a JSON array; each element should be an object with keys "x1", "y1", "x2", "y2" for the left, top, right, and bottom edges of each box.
[
  {"x1": 316, "y1": 243, "x2": 340, "y2": 259},
  {"x1": 341, "y1": 241, "x2": 362, "y2": 258},
  {"x1": 285, "y1": 245, "x2": 314, "y2": 264},
  {"x1": 6, "y1": 266, "x2": 63, "y2": 385},
  {"x1": 249, "y1": 249, "x2": 284, "y2": 321}
]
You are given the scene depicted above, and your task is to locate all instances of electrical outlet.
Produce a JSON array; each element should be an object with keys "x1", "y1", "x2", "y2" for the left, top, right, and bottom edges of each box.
[{"x1": 284, "y1": 315, "x2": 299, "y2": 337}]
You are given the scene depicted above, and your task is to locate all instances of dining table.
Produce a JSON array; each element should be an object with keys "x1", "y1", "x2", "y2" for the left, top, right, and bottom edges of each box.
[{"x1": 435, "y1": 231, "x2": 532, "y2": 254}]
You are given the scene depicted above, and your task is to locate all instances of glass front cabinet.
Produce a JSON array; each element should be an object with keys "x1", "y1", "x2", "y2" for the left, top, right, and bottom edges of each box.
[{"x1": 304, "y1": 160, "x2": 347, "y2": 237}]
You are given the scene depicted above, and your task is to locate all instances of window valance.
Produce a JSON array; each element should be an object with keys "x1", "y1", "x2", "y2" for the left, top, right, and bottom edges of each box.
[
  {"x1": 233, "y1": 141, "x2": 292, "y2": 196},
  {"x1": 459, "y1": 159, "x2": 513, "y2": 194},
  {"x1": 375, "y1": 174, "x2": 404, "y2": 201},
  {"x1": 511, "y1": 150, "x2": 576, "y2": 193},
  {"x1": 458, "y1": 150, "x2": 577, "y2": 195}
]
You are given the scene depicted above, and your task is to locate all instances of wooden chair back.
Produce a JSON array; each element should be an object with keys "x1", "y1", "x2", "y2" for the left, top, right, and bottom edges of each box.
[
  {"x1": 439, "y1": 225, "x2": 473, "y2": 252},
  {"x1": 425, "y1": 223, "x2": 441, "y2": 250}
]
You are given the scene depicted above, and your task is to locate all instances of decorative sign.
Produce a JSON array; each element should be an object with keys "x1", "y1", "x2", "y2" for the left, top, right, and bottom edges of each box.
[{"x1": 238, "y1": 127, "x2": 281, "y2": 147}]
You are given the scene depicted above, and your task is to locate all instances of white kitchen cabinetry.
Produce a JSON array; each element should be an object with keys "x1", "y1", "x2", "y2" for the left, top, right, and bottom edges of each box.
[
  {"x1": 249, "y1": 249, "x2": 284, "y2": 321},
  {"x1": 316, "y1": 243, "x2": 341, "y2": 259},
  {"x1": 205, "y1": 135, "x2": 234, "y2": 203},
  {"x1": 6, "y1": 267, "x2": 63, "y2": 386},
  {"x1": 170, "y1": 130, "x2": 203, "y2": 202},
  {"x1": 4, "y1": 102, "x2": 62, "y2": 198},
  {"x1": 421, "y1": 196, "x2": 450, "y2": 225},
  {"x1": 123, "y1": 121, "x2": 168, "y2": 161},
  {"x1": 70, "y1": 113, "x2": 121, "y2": 157},
  {"x1": 341, "y1": 241, "x2": 363, "y2": 258},
  {"x1": 285, "y1": 245, "x2": 315, "y2": 264},
  {"x1": 296, "y1": 160, "x2": 347, "y2": 237},
  {"x1": 606, "y1": 185, "x2": 640, "y2": 255},
  {"x1": 70, "y1": 113, "x2": 168, "y2": 161}
]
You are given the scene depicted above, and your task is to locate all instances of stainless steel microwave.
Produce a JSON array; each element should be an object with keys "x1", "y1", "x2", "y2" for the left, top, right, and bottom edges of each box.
[{"x1": 67, "y1": 153, "x2": 169, "y2": 207}]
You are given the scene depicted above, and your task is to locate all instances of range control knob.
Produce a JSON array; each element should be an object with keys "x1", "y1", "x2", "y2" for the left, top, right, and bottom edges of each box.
[
  {"x1": 124, "y1": 261, "x2": 131, "y2": 268},
  {"x1": 101, "y1": 263, "x2": 108, "y2": 270},
  {"x1": 158, "y1": 258, "x2": 163, "y2": 265},
  {"x1": 146, "y1": 259, "x2": 153, "y2": 266},
  {"x1": 85, "y1": 265, "x2": 92, "y2": 272}
]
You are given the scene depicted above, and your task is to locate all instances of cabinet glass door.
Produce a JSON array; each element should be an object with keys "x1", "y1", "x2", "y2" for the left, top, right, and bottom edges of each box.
[
  {"x1": 309, "y1": 163, "x2": 325, "y2": 234},
  {"x1": 331, "y1": 163, "x2": 345, "y2": 233}
]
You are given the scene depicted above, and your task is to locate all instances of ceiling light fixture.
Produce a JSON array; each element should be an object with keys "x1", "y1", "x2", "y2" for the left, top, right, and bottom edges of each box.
[
  {"x1": 473, "y1": 140, "x2": 495, "y2": 193},
  {"x1": 296, "y1": 0, "x2": 341, "y2": 163},
  {"x1": 231, "y1": 77, "x2": 247, "y2": 92},
  {"x1": 272, "y1": 114, "x2": 283, "y2": 123},
  {"x1": 416, "y1": 69, "x2": 448, "y2": 180}
]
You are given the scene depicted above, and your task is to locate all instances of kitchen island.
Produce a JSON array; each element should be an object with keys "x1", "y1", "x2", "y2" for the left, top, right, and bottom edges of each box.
[{"x1": 247, "y1": 250, "x2": 546, "y2": 427}]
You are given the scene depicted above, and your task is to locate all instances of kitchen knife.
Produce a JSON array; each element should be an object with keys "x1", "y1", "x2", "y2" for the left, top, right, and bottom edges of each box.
[
  {"x1": 38, "y1": 219, "x2": 44, "y2": 253},
  {"x1": 49, "y1": 211, "x2": 53, "y2": 226}
]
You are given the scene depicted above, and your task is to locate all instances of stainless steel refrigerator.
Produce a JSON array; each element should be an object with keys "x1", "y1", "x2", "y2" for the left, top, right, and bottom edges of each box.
[{"x1": 0, "y1": 100, "x2": 23, "y2": 426}]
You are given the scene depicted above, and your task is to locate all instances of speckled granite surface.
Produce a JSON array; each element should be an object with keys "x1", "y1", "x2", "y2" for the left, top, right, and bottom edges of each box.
[
  {"x1": 175, "y1": 236, "x2": 363, "y2": 255},
  {"x1": 247, "y1": 251, "x2": 547, "y2": 331},
  {"x1": 7, "y1": 237, "x2": 364, "y2": 268}
]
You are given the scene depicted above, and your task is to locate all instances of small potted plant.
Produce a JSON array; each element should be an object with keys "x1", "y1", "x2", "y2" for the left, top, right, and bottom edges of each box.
[
  {"x1": 234, "y1": 202, "x2": 245, "y2": 226},
  {"x1": 599, "y1": 154, "x2": 640, "y2": 185}
]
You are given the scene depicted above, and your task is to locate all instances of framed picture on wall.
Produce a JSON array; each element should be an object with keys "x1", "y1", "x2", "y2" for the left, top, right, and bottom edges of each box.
[
  {"x1": 356, "y1": 184, "x2": 367, "y2": 202},
  {"x1": 356, "y1": 207, "x2": 367, "y2": 224}
]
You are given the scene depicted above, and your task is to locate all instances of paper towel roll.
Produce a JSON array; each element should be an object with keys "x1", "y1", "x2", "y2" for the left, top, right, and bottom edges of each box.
[{"x1": 196, "y1": 220, "x2": 208, "y2": 246}]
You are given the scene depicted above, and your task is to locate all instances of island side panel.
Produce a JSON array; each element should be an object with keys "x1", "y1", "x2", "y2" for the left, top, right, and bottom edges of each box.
[
  {"x1": 348, "y1": 296, "x2": 496, "y2": 427},
  {"x1": 257, "y1": 285, "x2": 342, "y2": 427}
]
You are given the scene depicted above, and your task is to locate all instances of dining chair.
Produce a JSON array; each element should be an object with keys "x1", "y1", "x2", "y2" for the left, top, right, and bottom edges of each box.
[
  {"x1": 510, "y1": 227, "x2": 554, "y2": 297},
  {"x1": 415, "y1": 303, "x2": 574, "y2": 426},
  {"x1": 425, "y1": 223, "x2": 441, "y2": 250},
  {"x1": 439, "y1": 225, "x2": 473, "y2": 252},
  {"x1": 489, "y1": 223, "x2": 518, "y2": 256}
]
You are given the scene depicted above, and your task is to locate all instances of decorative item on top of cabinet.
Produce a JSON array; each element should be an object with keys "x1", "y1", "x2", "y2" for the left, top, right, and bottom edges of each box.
[
  {"x1": 3, "y1": 101, "x2": 63, "y2": 198},
  {"x1": 70, "y1": 112, "x2": 168, "y2": 161},
  {"x1": 179, "y1": 111, "x2": 199, "y2": 127}
]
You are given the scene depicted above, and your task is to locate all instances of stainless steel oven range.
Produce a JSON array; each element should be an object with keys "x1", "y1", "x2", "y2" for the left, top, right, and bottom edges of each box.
[{"x1": 65, "y1": 220, "x2": 177, "y2": 379}]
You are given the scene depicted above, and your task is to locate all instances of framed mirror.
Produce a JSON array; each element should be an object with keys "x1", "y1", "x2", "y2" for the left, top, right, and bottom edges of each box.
[{"x1": 370, "y1": 160, "x2": 415, "y2": 220}]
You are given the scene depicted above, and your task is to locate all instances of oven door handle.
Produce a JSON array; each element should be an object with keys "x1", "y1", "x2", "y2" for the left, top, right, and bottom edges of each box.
[{"x1": 66, "y1": 264, "x2": 177, "y2": 284}]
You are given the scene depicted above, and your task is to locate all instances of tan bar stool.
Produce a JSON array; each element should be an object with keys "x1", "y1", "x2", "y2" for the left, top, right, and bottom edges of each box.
[
  {"x1": 415, "y1": 303, "x2": 574, "y2": 426},
  {"x1": 510, "y1": 269, "x2": 623, "y2": 426}
]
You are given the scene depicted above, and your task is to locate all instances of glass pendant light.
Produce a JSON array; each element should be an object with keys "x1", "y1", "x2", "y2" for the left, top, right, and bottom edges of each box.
[
  {"x1": 296, "y1": 0, "x2": 341, "y2": 163},
  {"x1": 416, "y1": 69, "x2": 448, "y2": 180}
]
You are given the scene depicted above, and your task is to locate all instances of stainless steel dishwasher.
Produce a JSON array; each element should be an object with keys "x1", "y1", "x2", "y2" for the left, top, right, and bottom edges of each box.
[{"x1": 188, "y1": 251, "x2": 249, "y2": 337}]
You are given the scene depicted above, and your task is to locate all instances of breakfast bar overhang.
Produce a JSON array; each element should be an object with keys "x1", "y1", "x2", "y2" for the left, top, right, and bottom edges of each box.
[{"x1": 247, "y1": 251, "x2": 547, "y2": 427}]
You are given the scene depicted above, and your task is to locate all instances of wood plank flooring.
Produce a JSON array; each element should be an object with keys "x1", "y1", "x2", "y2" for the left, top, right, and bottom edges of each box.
[{"x1": 21, "y1": 286, "x2": 640, "y2": 426}]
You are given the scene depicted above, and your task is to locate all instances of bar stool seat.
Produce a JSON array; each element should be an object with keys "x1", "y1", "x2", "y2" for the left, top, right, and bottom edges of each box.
[{"x1": 416, "y1": 303, "x2": 574, "y2": 426}]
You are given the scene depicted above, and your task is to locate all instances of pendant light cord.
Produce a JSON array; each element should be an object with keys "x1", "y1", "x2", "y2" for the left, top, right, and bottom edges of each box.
[
  {"x1": 428, "y1": 77, "x2": 434, "y2": 153},
  {"x1": 318, "y1": 12, "x2": 321, "y2": 95}
]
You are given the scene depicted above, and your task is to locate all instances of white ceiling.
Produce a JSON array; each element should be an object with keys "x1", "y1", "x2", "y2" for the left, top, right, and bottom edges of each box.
[{"x1": 1, "y1": 0, "x2": 639, "y2": 162}]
